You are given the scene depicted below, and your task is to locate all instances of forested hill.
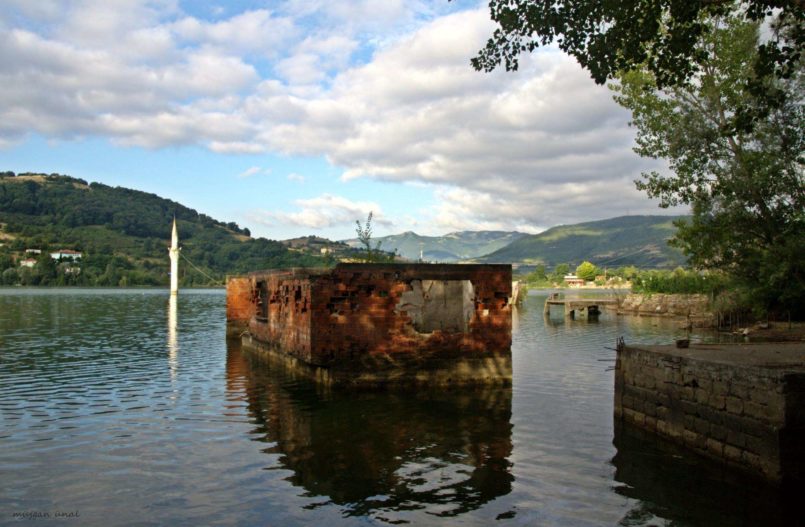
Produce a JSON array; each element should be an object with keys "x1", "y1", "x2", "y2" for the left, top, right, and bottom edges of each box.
[
  {"x1": 476, "y1": 215, "x2": 689, "y2": 268},
  {"x1": 0, "y1": 172, "x2": 328, "y2": 286}
]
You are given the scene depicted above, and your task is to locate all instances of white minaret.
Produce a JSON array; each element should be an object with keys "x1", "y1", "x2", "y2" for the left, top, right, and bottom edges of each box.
[{"x1": 169, "y1": 217, "x2": 180, "y2": 295}]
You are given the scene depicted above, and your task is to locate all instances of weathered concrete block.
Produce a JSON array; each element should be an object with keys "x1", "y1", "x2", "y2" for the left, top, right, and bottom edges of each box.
[
  {"x1": 710, "y1": 394, "x2": 726, "y2": 410},
  {"x1": 724, "y1": 444, "x2": 743, "y2": 463},
  {"x1": 615, "y1": 342, "x2": 805, "y2": 484},
  {"x1": 712, "y1": 381, "x2": 729, "y2": 396},
  {"x1": 705, "y1": 437, "x2": 724, "y2": 457},
  {"x1": 726, "y1": 396, "x2": 744, "y2": 415},
  {"x1": 725, "y1": 428, "x2": 746, "y2": 449},
  {"x1": 709, "y1": 423, "x2": 728, "y2": 443}
]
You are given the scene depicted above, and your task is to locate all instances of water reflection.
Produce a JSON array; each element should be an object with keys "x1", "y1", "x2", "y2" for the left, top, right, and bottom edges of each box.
[
  {"x1": 612, "y1": 422, "x2": 800, "y2": 526},
  {"x1": 167, "y1": 294, "x2": 178, "y2": 382},
  {"x1": 226, "y1": 340, "x2": 514, "y2": 518}
]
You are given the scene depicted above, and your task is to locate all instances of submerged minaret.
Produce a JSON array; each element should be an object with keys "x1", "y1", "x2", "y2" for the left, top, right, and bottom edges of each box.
[{"x1": 169, "y1": 217, "x2": 180, "y2": 295}]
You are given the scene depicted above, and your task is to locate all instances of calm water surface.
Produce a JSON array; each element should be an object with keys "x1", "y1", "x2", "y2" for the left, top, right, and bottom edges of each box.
[{"x1": 0, "y1": 289, "x2": 797, "y2": 526}]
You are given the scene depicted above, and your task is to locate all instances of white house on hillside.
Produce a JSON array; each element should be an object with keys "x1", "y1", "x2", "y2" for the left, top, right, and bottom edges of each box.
[{"x1": 50, "y1": 249, "x2": 82, "y2": 260}]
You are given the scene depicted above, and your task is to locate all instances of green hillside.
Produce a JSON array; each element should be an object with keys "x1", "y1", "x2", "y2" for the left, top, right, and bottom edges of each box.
[
  {"x1": 477, "y1": 215, "x2": 688, "y2": 268},
  {"x1": 345, "y1": 230, "x2": 528, "y2": 262},
  {"x1": 0, "y1": 172, "x2": 330, "y2": 286}
]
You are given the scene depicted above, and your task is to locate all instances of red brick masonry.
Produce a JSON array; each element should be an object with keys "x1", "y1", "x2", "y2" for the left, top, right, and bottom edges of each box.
[{"x1": 226, "y1": 263, "x2": 513, "y2": 387}]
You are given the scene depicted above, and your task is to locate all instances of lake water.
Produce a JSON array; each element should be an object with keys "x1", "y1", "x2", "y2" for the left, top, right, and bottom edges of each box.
[{"x1": 0, "y1": 289, "x2": 798, "y2": 526}]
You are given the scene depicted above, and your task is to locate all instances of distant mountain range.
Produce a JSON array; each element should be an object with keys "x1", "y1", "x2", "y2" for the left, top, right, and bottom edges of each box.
[
  {"x1": 476, "y1": 215, "x2": 688, "y2": 268},
  {"x1": 344, "y1": 230, "x2": 528, "y2": 262},
  {"x1": 0, "y1": 172, "x2": 689, "y2": 288}
]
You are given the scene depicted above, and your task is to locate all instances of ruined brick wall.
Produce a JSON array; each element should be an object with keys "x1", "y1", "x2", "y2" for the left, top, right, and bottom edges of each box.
[
  {"x1": 246, "y1": 270, "x2": 315, "y2": 363},
  {"x1": 306, "y1": 264, "x2": 512, "y2": 366},
  {"x1": 226, "y1": 276, "x2": 255, "y2": 338},
  {"x1": 615, "y1": 345, "x2": 805, "y2": 483},
  {"x1": 230, "y1": 264, "x2": 513, "y2": 386}
]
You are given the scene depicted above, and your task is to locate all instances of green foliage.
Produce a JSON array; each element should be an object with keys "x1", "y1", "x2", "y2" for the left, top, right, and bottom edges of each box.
[
  {"x1": 525, "y1": 264, "x2": 546, "y2": 282},
  {"x1": 0, "y1": 172, "x2": 330, "y2": 286},
  {"x1": 553, "y1": 263, "x2": 570, "y2": 277},
  {"x1": 545, "y1": 263, "x2": 571, "y2": 286},
  {"x1": 354, "y1": 212, "x2": 395, "y2": 263},
  {"x1": 613, "y1": 266, "x2": 640, "y2": 280},
  {"x1": 575, "y1": 261, "x2": 598, "y2": 282},
  {"x1": 523, "y1": 264, "x2": 551, "y2": 286},
  {"x1": 632, "y1": 268, "x2": 730, "y2": 296},
  {"x1": 473, "y1": 1, "x2": 803, "y2": 119},
  {"x1": 611, "y1": 14, "x2": 804, "y2": 316}
]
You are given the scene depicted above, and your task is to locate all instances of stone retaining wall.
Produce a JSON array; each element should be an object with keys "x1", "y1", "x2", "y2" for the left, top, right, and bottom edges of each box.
[
  {"x1": 615, "y1": 343, "x2": 805, "y2": 484},
  {"x1": 617, "y1": 293, "x2": 712, "y2": 326}
]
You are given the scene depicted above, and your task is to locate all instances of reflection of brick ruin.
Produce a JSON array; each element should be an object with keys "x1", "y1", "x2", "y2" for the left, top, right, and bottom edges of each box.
[
  {"x1": 226, "y1": 263, "x2": 512, "y2": 386},
  {"x1": 225, "y1": 340, "x2": 514, "y2": 513}
]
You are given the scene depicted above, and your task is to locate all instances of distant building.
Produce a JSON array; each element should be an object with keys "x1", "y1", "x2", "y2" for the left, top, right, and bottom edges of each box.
[
  {"x1": 19, "y1": 258, "x2": 37, "y2": 268},
  {"x1": 563, "y1": 274, "x2": 586, "y2": 288},
  {"x1": 50, "y1": 249, "x2": 82, "y2": 260},
  {"x1": 25, "y1": 249, "x2": 41, "y2": 254}
]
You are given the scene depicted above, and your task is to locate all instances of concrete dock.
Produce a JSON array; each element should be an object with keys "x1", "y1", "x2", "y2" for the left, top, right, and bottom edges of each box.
[
  {"x1": 615, "y1": 341, "x2": 805, "y2": 484},
  {"x1": 543, "y1": 293, "x2": 617, "y2": 319}
]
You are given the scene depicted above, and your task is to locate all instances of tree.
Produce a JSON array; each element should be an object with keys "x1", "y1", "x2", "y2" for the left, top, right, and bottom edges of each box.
[
  {"x1": 575, "y1": 261, "x2": 598, "y2": 282},
  {"x1": 472, "y1": 1, "x2": 803, "y2": 100},
  {"x1": 34, "y1": 253, "x2": 57, "y2": 285},
  {"x1": 1, "y1": 267, "x2": 18, "y2": 285},
  {"x1": 0, "y1": 252, "x2": 13, "y2": 271},
  {"x1": 610, "y1": 13, "x2": 804, "y2": 314},
  {"x1": 526, "y1": 264, "x2": 547, "y2": 283},
  {"x1": 354, "y1": 212, "x2": 394, "y2": 263},
  {"x1": 550, "y1": 263, "x2": 571, "y2": 284}
]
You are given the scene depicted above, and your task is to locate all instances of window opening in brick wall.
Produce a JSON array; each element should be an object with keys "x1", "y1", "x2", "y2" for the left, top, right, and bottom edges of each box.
[
  {"x1": 396, "y1": 280, "x2": 475, "y2": 333},
  {"x1": 255, "y1": 280, "x2": 268, "y2": 321}
]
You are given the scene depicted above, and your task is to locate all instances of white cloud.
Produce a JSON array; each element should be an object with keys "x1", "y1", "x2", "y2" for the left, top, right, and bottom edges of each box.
[
  {"x1": 0, "y1": 2, "x2": 680, "y2": 231},
  {"x1": 209, "y1": 141, "x2": 265, "y2": 154},
  {"x1": 171, "y1": 9, "x2": 296, "y2": 56},
  {"x1": 250, "y1": 194, "x2": 390, "y2": 230},
  {"x1": 287, "y1": 172, "x2": 305, "y2": 183},
  {"x1": 237, "y1": 166, "x2": 270, "y2": 178}
]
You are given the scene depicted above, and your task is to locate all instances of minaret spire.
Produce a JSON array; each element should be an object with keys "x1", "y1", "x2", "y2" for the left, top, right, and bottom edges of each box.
[{"x1": 169, "y1": 216, "x2": 180, "y2": 295}]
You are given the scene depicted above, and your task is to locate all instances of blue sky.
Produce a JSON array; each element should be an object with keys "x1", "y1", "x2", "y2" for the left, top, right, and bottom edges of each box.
[{"x1": 0, "y1": 0, "x2": 676, "y2": 241}]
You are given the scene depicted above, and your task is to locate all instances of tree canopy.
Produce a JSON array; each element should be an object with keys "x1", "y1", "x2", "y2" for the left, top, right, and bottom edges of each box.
[
  {"x1": 473, "y1": 1, "x2": 803, "y2": 90},
  {"x1": 610, "y1": 13, "x2": 804, "y2": 315},
  {"x1": 575, "y1": 261, "x2": 598, "y2": 282}
]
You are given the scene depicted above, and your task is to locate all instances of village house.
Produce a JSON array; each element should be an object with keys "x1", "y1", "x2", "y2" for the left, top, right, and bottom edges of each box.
[
  {"x1": 19, "y1": 258, "x2": 37, "y2": 268},
  {"x1": 563, "y1": 274, "x2": 586, "y2": 287},
  {"x1": 50, "y1": 249, "x2": 82, "y2": 261}
]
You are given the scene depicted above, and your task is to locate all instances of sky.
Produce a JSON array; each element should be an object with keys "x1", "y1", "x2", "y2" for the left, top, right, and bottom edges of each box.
[{"x1": 0, "y1": 0, "x2": 681, "y2": 241}]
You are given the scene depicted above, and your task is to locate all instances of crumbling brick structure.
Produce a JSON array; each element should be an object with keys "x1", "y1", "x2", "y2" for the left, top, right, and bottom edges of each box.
[{"x1": 226, "y1": 263, "x2": 513, "y2": 387}]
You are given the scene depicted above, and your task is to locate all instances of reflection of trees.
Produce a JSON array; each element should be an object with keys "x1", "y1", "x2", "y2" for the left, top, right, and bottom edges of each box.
[
  {"x1": 612, "y1": 422, "x2": 798, "y2": 526},
  {"x1": 226, "y1": 341, "x2": 513, "y2": 517}
]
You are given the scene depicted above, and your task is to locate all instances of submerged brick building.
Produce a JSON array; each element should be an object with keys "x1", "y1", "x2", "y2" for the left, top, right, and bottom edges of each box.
[{"x1": 226, "y1": 263, "x2": 513, "y2": 387}]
